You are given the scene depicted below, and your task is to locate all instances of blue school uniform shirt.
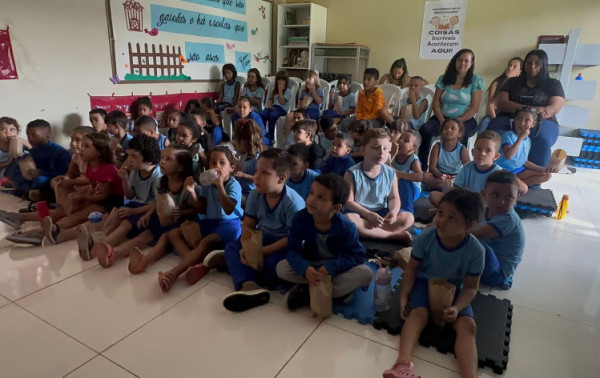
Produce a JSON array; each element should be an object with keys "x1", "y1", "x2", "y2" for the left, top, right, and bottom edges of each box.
[
  {"x1": 454, "y1": 161, "x2": 502, "y2": 193},
  {"x1": 273, "y1": 88, "x2": 292, "y2": 112},
  {"x1": 287, "y1": 210, "x2": 365, "y2": 277},
  {"x1": 238, "y1": 154, "x2": 258, "y2": 197},
  {"x1": 242, "y1": 86, "x2": 266, "y2": 112},
  {"x1": 30, "y1": 141, "x2": 71, "y2": 187},
  {"x1": 222, "y1": 80, "x2": 237, "y2": 104},
  {"x1": 348, "y1": 162, "x2": 395, "y2": 212},
  {"x1": 231, "y1": 111, "x2": 268, "y2": 144},
  {"x1": 496, "y1": 131, "x2": 531, "y2": 171},
  {"x1": 436, "y1": 141, "x2": 465, "y2": 175},
  {"x1": 320, "y1": 154, "x2": 356, "y2": 176},
  {"x1": 435, "y1": 74, "x2": 484, "y2": 118},
  {"x1": 411, "y1": 227, "x2": 484, "y2": 288},
  {"x1": 120, "y1": 133, "x2": 133, "y2": 152},
  {"x1": 287, "y1": 169, "x2": 318, "y2": 200},
  {"x1": 199, "y1": 177, "x2": 243, "y2": 220},
  {"x1": 128, "y1": 165, "x2": 162, "y2": 204},
  {"x1": 157, "y1": 133, "x2": 168, "y2": 150},
  {"x1": 244, "y1": 185, "x2": 305, "y2": 239},
  {"x1": 391, "y1": 153, "x2": 421, "y2": 190},
  {"x1": 480, "y1": 208, "x2": 525, "y2": 280},
  {"x1": 299, "y1": 88, "x2": 324, "y2": 112}
]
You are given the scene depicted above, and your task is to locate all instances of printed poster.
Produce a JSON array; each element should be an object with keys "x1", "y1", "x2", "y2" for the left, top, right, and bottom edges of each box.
[{"x1": 419, "y1": 0, "x2": 468, "y2": 60}]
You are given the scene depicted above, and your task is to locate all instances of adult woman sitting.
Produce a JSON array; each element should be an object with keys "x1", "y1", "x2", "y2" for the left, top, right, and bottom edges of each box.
[
  {"x1": 488, "y1": 49, "x2": 564, "y2": 166},
  {"x1": 379, "y1": 58, "x2": 410, "y2": 88},
  {"x1": 417, "y1": 49, "x2": 484, "y2": 169}
]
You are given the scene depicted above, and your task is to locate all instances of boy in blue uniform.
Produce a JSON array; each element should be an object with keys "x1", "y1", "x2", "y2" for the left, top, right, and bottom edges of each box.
[
  {"x1": 222, "y1": 148, "x2": 305, "y2": 312},
  {"x1": 471, "y1": 170, "x2": 525, "y2": 289},
  {"x1": 134, "y1": 115, "x2": 169, "y2": 150},
  {"x1": 320, "y1": 132, "x2": 356, "y2": 177},
  {"x1": 231, "y1": 96, "x2": 268, "y2": 145},
  {"x1": 286, "y1": 143, "x2": 318, "y2": 200},
  {"x1": 389, "y1": 129, "x2": 423, "y2": 215},
  {"x1": 276, "y1": 173, "x2": 372, "y2": 310}
]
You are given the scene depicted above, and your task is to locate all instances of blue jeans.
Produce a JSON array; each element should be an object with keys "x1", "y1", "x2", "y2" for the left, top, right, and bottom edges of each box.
[
  {"x1": 417, "y1": 116, "x2": 478, "y2": 170},
  {"x1": 260, "y1": 106, "x2": 287, "y2": 143},
  {"x1": 224, "y1": 234, "x2": 287, "y2": 290},
  {"x1": 487, "y1": 116, "x2": 559, "y2": 167}
]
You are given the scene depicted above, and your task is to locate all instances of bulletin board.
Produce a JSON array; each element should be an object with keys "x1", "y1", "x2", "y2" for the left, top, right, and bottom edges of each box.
[{"x1": 107, "y1": 0, "x2": 272, "y2": 83}]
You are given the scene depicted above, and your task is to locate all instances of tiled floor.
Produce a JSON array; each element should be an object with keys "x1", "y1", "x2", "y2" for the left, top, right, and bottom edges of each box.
[{"x1": 1, "y1": 168, "x2": 600, "y2": 377}]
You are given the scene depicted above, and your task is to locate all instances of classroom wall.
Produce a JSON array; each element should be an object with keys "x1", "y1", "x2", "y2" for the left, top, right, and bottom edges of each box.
[
  {"x1": 318, "y1": 0, "x2": 600, "y2": 133},
  {"x1": 1, "y1": 0, "x2": 219, "y2": 146}
]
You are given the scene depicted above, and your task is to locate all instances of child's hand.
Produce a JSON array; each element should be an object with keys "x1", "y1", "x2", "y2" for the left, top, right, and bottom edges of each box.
[
  {"x1": 400, "y1": 295, "x2": 409, "y2": 320},
  {"x1": 441, "y1": 176, "x2": 454, "y2": 193},
  {"x1": 137, "y1": 214, "x2": 150, "y2": 229},
  {"x1": 240, "y1": 249, "x2": 249, "y2": 266},
  {"x1": 408, "y1": 89, "x2": 417, "y2": 105},
  {"x1": 384, "y1": 212, "x2": 397, "y2": 225},
  {"x1": 518, "y1": 127, "x2": 530, "y2": 139},
  {"x1": 183, "y1": 176, "x2": 196, "y2": 195},
  {"x1": 118, "y1": 167, "x2": 129, "y2": 181},
  {"x1": 213, "y1": 168, "x2": 226, "y2": 187},
  {"x1": 442, "y1": 306, "x2": 458, "y2": 323},
  {"x1": 545, "y1": 166, "x2": 558, "y2": 174},
  {"x1": 318, "y1": 266, "x2": 329, "y2": 276},
  {"x1": 305, "y1": 266, "x2": 322, "y2": 286},
  {"x1": 365, "y1": 212, "x2": 384, "y2": 229},
  {"x1": 306, "y1": 82, "x2": 315, "y2": 91},
  {"x1": 390, "y1": 142, "x2": 399, "y2": 161},
  {"x1": 117, "y1": 207, "x2": 135, "y2": 218}
]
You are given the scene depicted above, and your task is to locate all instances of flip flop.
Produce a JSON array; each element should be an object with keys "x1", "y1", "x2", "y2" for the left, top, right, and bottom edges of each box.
[
  {"x1": 128, "y1": 247, "x2": 147, "y2": 274},
  {"x1": 0, "y1": 214, "x2": 21, "y2": 229},
  {"x1": 184, "y1": 264, "x2": 209, "y2": 285},
  {"x1": 96, "y1": 243, "x2": 115, "y2": 268},
  {"x1": 6, "y1": 229, "x2": 44, "y2": 245},
  {"x1": 41, "y1": 216, "x2": 59, "y2": 244},
  {"x1": 158, "y1": 271, "x2": 176, "y2": 293},
  {"x1": 76, "y1": 224, "x2": 94, "y2": 261}
]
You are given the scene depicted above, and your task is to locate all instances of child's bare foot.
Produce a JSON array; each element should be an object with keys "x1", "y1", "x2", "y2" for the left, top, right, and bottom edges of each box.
[
  {"x1": 158, "y1": 271, "x2": 176, "y2": 293},
  {"x1": 103, "y1": 208, "x2": 121, "y2": 235},
  {"x1": 96, "y1": 243, "x2": 115, "y2": 268},
  {"x1": 0, "y1": 211, "x2": 23, "y2": 229},
  {"x1": 184, "y1": 264, "x2": 209, "y2": 285},
  {"x1": 128, "y1": 247, "x2": 147, "y2": 274},
  {"x1": 391, "y1": 230, "x2": 413, "y2": 245},
  {"x1": 383, "y1": 361, "x2": 420, "y2": 378}
]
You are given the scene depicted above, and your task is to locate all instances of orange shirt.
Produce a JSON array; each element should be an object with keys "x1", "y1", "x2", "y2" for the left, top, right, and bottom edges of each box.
[{"x1": 356, "y1": 87, "x2": 385, "y2": 120}]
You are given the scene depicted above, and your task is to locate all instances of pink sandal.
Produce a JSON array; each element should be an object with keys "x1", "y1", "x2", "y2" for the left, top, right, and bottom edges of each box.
[
  {"x1": 184, "y1": 264, "x2": 209, "y2": 285},
  {"x1": 96, "y1": 243, "x2": 115, "y2": 268},
  {"x1": 158, "y1": 271, "x2": 176, "y2": 293},
  {"x1": 382, "y1": 362, "x2": 420, "y2": 378},
  {"x1": 128, "y1": 247, "x2": 147, "y2": 275}
]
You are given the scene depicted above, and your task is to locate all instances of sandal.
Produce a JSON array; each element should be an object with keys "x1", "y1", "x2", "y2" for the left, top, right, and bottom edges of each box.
[
  {"x1": 42, "y1": 216, "x2": 59, "y2": 244},
  {"x1": 128, "y1": 247, "x2": 147, "y2": 275},
  {"x1": 0, "y1": 213, "x2": 21, "y2": 229},
  {"x1": 382, "y1": 362, "x2": 420, "y2": 378},
  {"x1": 6, "y1": 228, "x2": 44, "y2": 245},
  {"x1": 96, "y1": 243, "x2": 115, "y2": 268},
  {"x1": 158, "y1": 271, "x2": 176, "y2": 293},
  {"x1": 76, "y1": 224, "x2": 94, "y2": 261},
  {"x1": 184, "y1": 264, "x2": 209, "y2": 285}
]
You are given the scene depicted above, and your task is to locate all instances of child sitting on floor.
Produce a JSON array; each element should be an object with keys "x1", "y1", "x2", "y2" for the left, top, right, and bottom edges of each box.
[
  {"x1": 134, "y1": 115, "x2": 169, "y2": 150},
  {"x1": 348, "y1": 119, "x2": 371, "y2": 162},
  {"x1": 471, "y1": 171, "x2": 524, "y2": 290},
  {"x1": 105, "y1": 110, "x2": 133, "y2": 165},
  {"x1": 389, "y1": 129, "x2": 424, "y2": 215},
  {"x1": 173, "y1": 117, "x2": 204, "y2": 177},
  {"x1": 317, "y1": 115, "x2": 337, "y2": 153},
  {"x1": 0, "y1": 117, "x2": 31, "y2": 178},
  {"x1": 383, "y1": 188, "x2": 484, "y2": 378},
  {"x1": 422, "y1": 117, "x2": 470, "y2": 192},
  {"x1": 232, "y1": 119, "x2": 264, "y2": 204},
  {"x1": 89, "y1": 108, "x2": 107, "y2": 134},
  {"x1": 276, "y1": 173, "x2": 372, "y2": 310},
  {"x1": 165, "y1": 109, "x2": 184, "y2": 143},
  {"x1": 344, "y1": 128, "x2": 413, "y2": 243},
  {"x1": 231, "y1": 96, "x2": 268, "y2": 145},
  {"x1": 292, "y1": 119, "x2": 325, "y2": 170},
  {"x1": 320, "y1": 132, "x2": 356, "y2": 177},
  {"x1": 222, "y1": 148, "x2": 305, "y2": 312},
  {"x1": 287, "y1": 143, "x2": 318, "y2": 200}
]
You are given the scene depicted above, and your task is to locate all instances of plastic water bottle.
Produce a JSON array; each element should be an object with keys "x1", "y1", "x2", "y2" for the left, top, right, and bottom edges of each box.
[
  {"x1": 88, "y1": 211, "x2": 104, "y2": 242},
  {"x1": 374, "y1": 265, "x2": 392, "y2": 312},
  {"x1": 199, "y1": 169, "x2": 218, "y2": 186}
]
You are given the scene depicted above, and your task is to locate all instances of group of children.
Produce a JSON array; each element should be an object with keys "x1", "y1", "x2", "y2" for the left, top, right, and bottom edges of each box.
[{"x1": 0, "y1": 64, "x2": 547, "y2": 378}]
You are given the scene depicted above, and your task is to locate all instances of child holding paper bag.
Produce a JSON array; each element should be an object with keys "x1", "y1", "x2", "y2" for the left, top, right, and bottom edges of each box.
[
  {"x1": 383, "y1": 189, "x2": 485, "y2": 378},
  {"x1": 0, "y1": 117, "x2": 31, "y2": 178}
]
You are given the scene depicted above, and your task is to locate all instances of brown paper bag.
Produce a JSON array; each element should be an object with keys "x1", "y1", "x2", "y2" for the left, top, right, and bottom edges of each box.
[
  {"x1": 8, "y1": 137, "x2": 24, "y2": 159},
  {"x1": 181, "y1": 220, "x2": 202, "y2": 247},
  {"x1": 333, "y1": 93, "x2": 344, "y2": 114},
  {"x1": 400, "y1": 104, "x2": 413, "y2": 121},
  {"x1": 241, "y1": 229, "x2": 263, "y2": 270},
  {"x1": 55, "y1": 182, "x2": 93, "y2": 215},
  {"x1": 428, "y1": 278, "x2": 456, "y2": 327},
  {"x1": 301, "y1": 95, "x2": 314, "y2": 109},
  {"x1": 546, "y1": 149, "x2": 567, "y2": 172},
  {"x1": 309, "y1": 275, "x2": 333, "y2": 319},
  {"x1": 156, "y1": 193, "x2": 177, "y2": 227},
  {"x1": 19, "y1": 156, "x2": 37, "y2": 180}
]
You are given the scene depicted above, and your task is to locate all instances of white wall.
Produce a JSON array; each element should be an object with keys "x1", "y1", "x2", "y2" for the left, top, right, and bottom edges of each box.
[{"x1": 1, "y1": 0, "x2": 218, "y2": 146}]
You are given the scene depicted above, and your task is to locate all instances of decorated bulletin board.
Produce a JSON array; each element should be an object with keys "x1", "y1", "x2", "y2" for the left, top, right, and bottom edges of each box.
[{"x1": 108, "y1": 0, "x2": 272, "y2": 83}]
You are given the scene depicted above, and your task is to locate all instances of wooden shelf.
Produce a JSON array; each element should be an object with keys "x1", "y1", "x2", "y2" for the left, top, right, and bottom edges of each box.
[
  {"x1": 281, "y1": 45, "x2": 309, "y2": 49},
  {"x1": 281, "y1": 24, "x2": 310, "y2": 28}
]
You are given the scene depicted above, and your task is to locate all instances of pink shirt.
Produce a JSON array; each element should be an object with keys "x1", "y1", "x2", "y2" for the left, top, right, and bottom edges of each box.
[{"x1": 85, "y1": 164, "x2": 124, "y2": 197}]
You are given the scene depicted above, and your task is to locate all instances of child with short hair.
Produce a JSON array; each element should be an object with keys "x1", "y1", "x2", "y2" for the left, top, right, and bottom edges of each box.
[
  {"x1": 389, "y1": 129, "x2": 424, "y2": 215},
  {"x1": 0, "y1": 117, "x2": 31, "y2": 178},
  {"x1": 242, "y1": 68, "x2": 265, "y2": 113},
  {"x1": 401, "y1": 76, "x2": 429, "y2": 130},
  {"x1": 165, "y1": 109, "x2": 184, "y2": 143},
  {"x1": 105, "y1": 110, "x2": 133, "y2": 164},
  {"x1": 355, "y1": 68, "x2": 385, "y2": 128},
  {"x1": 384, "y1": 188, "x2": 484, "y2": 378},
  {"x1": 222, "y1": 148, "x2": 305, "y2": 312},
  {"x1": 422, "y1": 117, "x2": 470, "y2": 192},
  {"x1": 471, "y1": 171, "x2": 524, "y2": 290},
  {"x1": 317, "y1": 115, "x2": 337, "y2": 153},
  {"x1": 89, "y1": 108, "x2": 108, "y2": 133},
  {"x1": 344, "y1": 128, "x2": 413, "y2": 243},
  {"x1": 260, "y1": 70, "x2": 292, "y2": 144},
  {"x1": 320, "y1": 132, "x2": 356, "y2": 177},
  {"x1": 231, "y1": 96, "x2": 268, "y2": 145},
  {"x1": 216, "y1": 63, "x2": 241, "y2": 112},
  {"x1": 324, "y1": 75, "x2": 356, "y2": 123},
  {"x1": 232, "y1": 119, "x2": 264, "y2": 201},
  {"x1": 134, "y1": 115, "x2": 170, "y2": 150},
  {"x1": 496, "y1": 106, "x2": 553, "y2": 188},
  {"x1": 173, "y1": 117, "x2": 204, "y2": 177},
  {"x1": 276, "y1": 173, "x2": 373, "y2": 310},
  {"x1": 287, "y1": 143, "x2": 318, "y2": 200},
  {"x1": 292, "y1": 119, "x2": 325, "y2": 170}
]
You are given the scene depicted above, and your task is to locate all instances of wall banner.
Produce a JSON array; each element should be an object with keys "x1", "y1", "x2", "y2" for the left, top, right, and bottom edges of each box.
[{"x1": 419, "y1": 0, "x2": 468, "y2": 60}]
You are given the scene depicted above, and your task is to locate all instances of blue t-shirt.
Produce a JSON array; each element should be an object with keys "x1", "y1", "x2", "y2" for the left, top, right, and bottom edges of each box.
[
  {"x1": 222, "y1": 80, "x2": 237, "y2": 104},
  {"x1": 157, "y1": 133, "x2": 168, "y2": 150},
  {"x1": 348, "y1": 162, "x2": 395, "y2": 212},
  {"x1": 454, "y1": 161, "x2": 502, "y2": 193},
  {"x1": 231, "y1": 111, "x2": 267, "y2": 141},
  {"x1": 481, "y1": 208, "x2": 525, "y2": 280},
  {"x1": 409, "y1": 94, "x2": 428, "y2": 129},
  {"x1": 120, "y1": 133, "x2": 133, "y2": 152},
  {"x1": 238, "y1": 154, "x2": 258, "y2": 197},
  {"x1": 299, "y1": 87, "x2": 325, "y2": 112},
  {"x1": 411, "y1": 227, "x2": 484, "y2": 288},
  {"x1": 244, "y1": 185, "x2": 306, "y2": 239},
  {"x1": 273, "y1": 88, "x2": 292, "y2": 112},
  {"x1": 391, "y1": 153, "x2": 421, "y2": 192},
  {"x1": 128, "y1": 165, "x2": 162, "y2": 204},
  {"x1": 287, "y1": 169, "x2": 318, "y2": 200},
  {"x1": 435, "y1": 74, "x2": 484, "y2": 118},
  {"x1": 198, "y1": 177, "x2": 243, "y2": 220},
  {"x1": 242, "y1": 86, "x2": 266, "y2": 113},
  {"x1": 496, "y1": 130, "x2": 531, "y2": 171},
  {"x1": 436, "y1": 141, "x2": 465, "y2": 175},
  {"x1": 320, "y1": 154, "x2": 356, "y2": 177}
]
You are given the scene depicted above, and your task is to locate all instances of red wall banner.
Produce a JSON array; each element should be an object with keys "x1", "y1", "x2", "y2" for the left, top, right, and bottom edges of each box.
[{"x1": 0, "y1": 27, "x2": 18, "y2": 80}]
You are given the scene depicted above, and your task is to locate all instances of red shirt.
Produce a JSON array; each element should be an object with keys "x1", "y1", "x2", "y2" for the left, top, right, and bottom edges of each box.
[{"x1": 85, "y1": 164, "x2": 124, "y2": 197}]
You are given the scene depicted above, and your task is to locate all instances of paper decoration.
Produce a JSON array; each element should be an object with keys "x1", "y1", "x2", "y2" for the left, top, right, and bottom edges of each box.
[
  {"x1": 123, "y1": 0, "x2": 145, "y2": 32},
  {"x1": 0, "y1": 27, "x2": 18, "y2": 80},
  {"x1": 235, "y1": 51, "x2": 251, "y2": 73}
]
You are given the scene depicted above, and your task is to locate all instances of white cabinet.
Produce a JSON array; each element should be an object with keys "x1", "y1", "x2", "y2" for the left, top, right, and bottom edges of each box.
[
  {"x1": 276, "y1": 3, "x2": 327, "y2": 78},
  {"x1": 311, "y1": 44, "x2": 370, "y2": 82}
]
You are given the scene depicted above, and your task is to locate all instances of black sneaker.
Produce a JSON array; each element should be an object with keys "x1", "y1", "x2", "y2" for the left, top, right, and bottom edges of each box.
[
  {"x1": 222, "y1": 289, "x2": 270, "y2": 312},
  {"x1": 284, "y1": 284, "x2": 310, "y2": 311}
]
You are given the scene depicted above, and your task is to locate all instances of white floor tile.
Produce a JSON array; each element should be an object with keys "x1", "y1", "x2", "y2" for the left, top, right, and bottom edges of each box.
[
  {"x1": 0, "y1": 303, "x2": 95, "y2": 377},
  {"x1": 277, "y1": 322, "x2": 459, "y2": 378},
  {"x1": 65, "y1": 355, "x2": 136, "y2": 378},
  {"x1": 104, "y1": 282, "x2": 320, "y2": 378},
  {"x1": 16, "y1": 260, "x2": 207, "y2": 352},
  {"x1": 0, "y1": 293, "x2": 9, "y2": 308}
]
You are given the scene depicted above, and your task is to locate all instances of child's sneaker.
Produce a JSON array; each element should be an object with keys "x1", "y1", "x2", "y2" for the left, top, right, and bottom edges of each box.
[
  {"x1": 203, "y1": 249, "x2": 227, "y2": 269},
  {"x1": 284, "y1": 284, "x2": 310, "y2": 311},
  {"x1": 222, "y1": 281, "x2": 270, "y2": 312},
  {"x1": 383, "y1": 362, "x2": 420, "y2": 378}
]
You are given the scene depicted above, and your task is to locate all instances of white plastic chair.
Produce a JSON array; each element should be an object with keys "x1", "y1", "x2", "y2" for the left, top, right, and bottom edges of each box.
[
  {"x1": 297, "y1": 80, "x2": 331, "y2": 115},
  {"x1": 421, "y1": 86, "x2": 436, "y2": 124},
  {"x1": 272, "y1": 79, "x2": 301, "y2": 148},
  {"x1": 261, "y1": 76, "x2": 273, "y2": 89},
  {"x1": 378, "y1": 83, "x2": 403, "y2": 117}
]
